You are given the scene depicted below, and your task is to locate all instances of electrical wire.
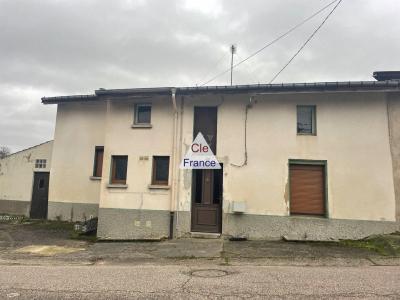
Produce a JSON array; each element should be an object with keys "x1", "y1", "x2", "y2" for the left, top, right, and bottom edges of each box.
[
  {"x1": 269, "y1": 0, "x2": 343, "y2": 83},
  {"x1": 199, "y1": 0, "x2": 340, "y2": 86},
  {"x1": 236, "y1": 53, "x2": 260, "y2": 84},
  {"x1": 197, "y1": 52, "x2": 229, "y2": 86},
  {"x1": 230, "y1": 102, "x2": 249, "y2": 168}
]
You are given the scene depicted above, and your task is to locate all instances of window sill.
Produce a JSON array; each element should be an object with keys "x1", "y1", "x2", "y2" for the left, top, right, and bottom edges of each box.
[
  {"x1": 131, "y1": 124, "x2": 152, "y2": 129},
  {"x1": 90, "y1": 176, "x2": 101, "y2": 181},
  {"x1": 297, "y1": 133, "x2": 317, "y2": 136},
  {"x1": 107, "y1": 184, "x2": 128, "y2": 189},
  {"x1": 148, "y1": 184, "x2": 170, "y2": 190}
]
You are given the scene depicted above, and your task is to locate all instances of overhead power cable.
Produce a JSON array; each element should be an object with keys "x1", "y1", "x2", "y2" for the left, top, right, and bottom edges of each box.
[
  {"x1": 269, "y1": 0, "x2": 343, "y2": 83},
  {"x1": 197, "y1": 52, "x2": 229, "y2": 85},
  {"x1": 199, "y1": 0, "x2": 340, "y2": 86}
]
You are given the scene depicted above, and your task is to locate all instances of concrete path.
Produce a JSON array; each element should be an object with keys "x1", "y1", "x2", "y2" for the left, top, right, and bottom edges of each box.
[
  {"x1": 0, "y1": 264, "x2": 399, "y2": 299},
  {"x1": 1, "y1": 222, "x2": 400, "y2": 267}
]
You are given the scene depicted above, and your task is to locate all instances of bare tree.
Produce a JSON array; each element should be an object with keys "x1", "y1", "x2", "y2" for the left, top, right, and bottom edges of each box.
[{"x1": 0, "y1": 146, "x2": 11, "y2": 159}]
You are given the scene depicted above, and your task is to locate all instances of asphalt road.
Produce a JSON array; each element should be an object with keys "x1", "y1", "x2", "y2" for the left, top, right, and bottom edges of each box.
[{"x1": 0, "y1": 265, "x2": 399, "y2": 299}]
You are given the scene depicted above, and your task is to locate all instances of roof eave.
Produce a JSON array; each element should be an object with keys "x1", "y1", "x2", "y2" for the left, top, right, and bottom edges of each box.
[
  {"x1": 94, "y1": 87, "x2": 174, "y2": 97},
  {"x1": 41, "y1": 94, "x2": 98, "y2": 104},
  {"x1": 41, "y1": 80, "x2": 400, "y2": 104}
]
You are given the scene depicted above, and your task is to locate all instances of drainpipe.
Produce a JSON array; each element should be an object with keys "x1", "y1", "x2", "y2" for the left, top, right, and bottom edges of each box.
[
  {"x1": 169, "y1": 88, "x2": 178, "y2": 239},
  {"x1": 175, "y1": 96, "x2": 184, "y2": 234}
]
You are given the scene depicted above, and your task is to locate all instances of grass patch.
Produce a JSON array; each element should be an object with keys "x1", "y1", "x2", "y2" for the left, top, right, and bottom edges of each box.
[
  {"x1": 22, "y1": 219, "x2": 74, "y2": 231},
  {"x1": 219, "y1": 250, "x2": 231, "y2": 265},
  {"x1": 70, "y1": 231, "x2": 98, "y2": 242},
  {"x1": 340, "y1": 235, "x2": 400, "y2": 256},
  {"x1": 1, "y1": 215, "x2": 99, "y2": 242},
  {"x1": 26, "y1": 219, "x2": 98, "y2": 242}
]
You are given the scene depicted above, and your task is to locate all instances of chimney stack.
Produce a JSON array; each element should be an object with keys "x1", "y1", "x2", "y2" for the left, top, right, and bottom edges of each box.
[{"x1": 373, "y1": 71, "x2": 400, "y2": 81}]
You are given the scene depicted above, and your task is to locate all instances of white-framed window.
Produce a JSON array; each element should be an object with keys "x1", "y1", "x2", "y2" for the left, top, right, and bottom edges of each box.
[
  {"x1": 134, "y1": 104, "x2": 152, "y2": 124},
  {"x1": 35, "y1": 159, "x2": 47, "y2": 169}
]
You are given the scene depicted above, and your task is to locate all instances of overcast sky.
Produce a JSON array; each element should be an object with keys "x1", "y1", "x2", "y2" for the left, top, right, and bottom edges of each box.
[{"x1": 1, "y1": 0, "x2": 399, "y2": 152}]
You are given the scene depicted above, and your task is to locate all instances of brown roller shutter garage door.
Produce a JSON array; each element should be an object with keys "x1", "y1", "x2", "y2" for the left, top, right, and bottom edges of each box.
[{"x1": 290, "y1": 164, "x2": 325, "y2": 216}]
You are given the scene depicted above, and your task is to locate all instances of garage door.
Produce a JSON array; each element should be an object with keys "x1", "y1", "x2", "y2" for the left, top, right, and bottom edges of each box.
[{"x1": 289, "y1": 164, "x2": 325, "y2": 216}]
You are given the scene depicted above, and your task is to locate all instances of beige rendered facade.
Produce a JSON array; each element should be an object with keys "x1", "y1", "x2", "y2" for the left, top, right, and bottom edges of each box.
[
  {"x1": 47, "y1": 102, "x2": 106, "y2": 221},
  {"x1": 0, "y1": 141, "x2": 53, "y2": 217},
  {"x1": 42, "y1": 80, "x2": 400, "y2": 240}
]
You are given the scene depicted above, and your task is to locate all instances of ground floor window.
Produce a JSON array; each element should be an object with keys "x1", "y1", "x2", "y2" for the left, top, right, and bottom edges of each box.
[
  {"x1": 93, "y1": 146, "x2": 104, "y2": 177},
  {"x1": 111, "y1": 155, "x2": 128, "y2": 184},
  {"x1": 289, "y1": 161, "x2": 326, "y2": 216},
  {"x1": 152, "y1": 156, "x2": 170, "y2": 185}
]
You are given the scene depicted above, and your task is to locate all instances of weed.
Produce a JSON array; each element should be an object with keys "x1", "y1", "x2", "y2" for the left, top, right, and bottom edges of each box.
[
  {"x1": 70, "y1": 231, "x2": 98, "y2": 242},
  {"x1": 340, "y1": 235, "x2": 400, "y2": 256}
]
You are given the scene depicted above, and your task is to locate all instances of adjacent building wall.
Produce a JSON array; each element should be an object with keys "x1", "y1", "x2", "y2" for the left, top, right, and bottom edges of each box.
[
  {"x1": 0, "y1": 141, "x2": 53, "y2": 216},
  {"x1": 97, "y1": 97, "x2": 174, "y2": 239},
  {"x1": 48, "y1": 102, "x2": 106, "y2": 221},
  {"x1": 388, "y1": 92, "x2": 400, "y2": 221},
  {"x1": 175, "y1": 91, "x2": 398, "y2": 239}
]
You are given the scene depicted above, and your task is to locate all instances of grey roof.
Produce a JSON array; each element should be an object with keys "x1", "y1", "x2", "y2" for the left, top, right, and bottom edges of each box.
[
  {"x1": 41, "y1": 80, "x2": 400, "y2": 104},
  {"x1": 42, "y1": 94, "x2": 98, "y2": 104}
]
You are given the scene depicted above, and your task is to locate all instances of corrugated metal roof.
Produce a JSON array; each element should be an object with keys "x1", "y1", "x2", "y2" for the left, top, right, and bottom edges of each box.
[{"x1": 42, "y1": 80, "x2": 400, "y2": 104}]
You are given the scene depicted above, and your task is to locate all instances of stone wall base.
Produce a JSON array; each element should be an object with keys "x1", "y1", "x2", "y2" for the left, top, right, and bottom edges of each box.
[
  {"x1": 223, "y1": 213, "x2": 400, "y2": 241},
  {"x1": 48, "y1": 201, "x2": 99, "y2": 222},
  {"x1": 97, "y1": 208, "x2": 170, "y2": 240},
  {"x1": 96, "y1": 208, "x2": 400, "y2": 241},
  {"x1": 0, "y1": 199, "x2": 30, "y2": 216}
]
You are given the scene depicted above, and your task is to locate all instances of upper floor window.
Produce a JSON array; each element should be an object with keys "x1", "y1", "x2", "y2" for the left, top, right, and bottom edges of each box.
[
  {"x1": 35, "y1": 159, "x2": 47, "y2": 168},
  {"x1": 297, "y1": 105, "x2": 316, "y2": 135},
  {"x1": 134, "y1": 104, "x2": 151, "y2": 125},
  {"x1": 111, "y1": 155, "x2": 128, "y2": 184},
  {"x1": 92, "y1": 146, "x2": 104, "y2": 177},
  {"x1": 152, "y1": 156, "x2": 170, "y2": 186}
]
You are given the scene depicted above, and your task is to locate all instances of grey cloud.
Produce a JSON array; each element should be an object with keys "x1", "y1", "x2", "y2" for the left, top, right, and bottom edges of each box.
[{"x1": 0, "y1": 0, "x2": 399, "y2": 151}]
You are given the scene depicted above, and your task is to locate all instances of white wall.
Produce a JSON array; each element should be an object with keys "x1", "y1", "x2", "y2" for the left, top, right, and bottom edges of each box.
[
  {"x1": 0, "y1": 141, "x2": 53, "y2": 203},
  {"x1": 177, "y1": 92, "x2": 396, "y2": 222},
  {"x1": 50, "y1": 91, "x2": 397, "y2": 223},
  {"x1": 98, "y1": 97, "x2": 174, "y2": 211},
  {"x1": 49, "y1": 102, "x2": 106, "y2": 206}
]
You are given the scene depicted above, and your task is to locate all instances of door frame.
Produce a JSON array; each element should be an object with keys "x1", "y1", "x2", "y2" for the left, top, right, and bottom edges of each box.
[
  {"x1": 191, "y1": 105, "x2": 222, "y2": 233},
  {"x1": 190, "y1": 167, "x2": 223, "y2": 233},
  {"x1": 30, "y1": 171, "x2": 50, "y2": 219},
  {"x1": 288, "y1": 159, "x2": 328, "y2": 218}
]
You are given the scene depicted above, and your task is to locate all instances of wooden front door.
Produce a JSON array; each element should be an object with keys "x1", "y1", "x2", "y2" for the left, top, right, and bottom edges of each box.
[
  {"x1": 191, "y1": 106, "x2": 222, "y2": 233},
  {"x1": 191, "y1": 168, "x2": 223, "y2": 233},
  {"x1": 30, "y1": 172, "x2": 50, "y2": 219}
]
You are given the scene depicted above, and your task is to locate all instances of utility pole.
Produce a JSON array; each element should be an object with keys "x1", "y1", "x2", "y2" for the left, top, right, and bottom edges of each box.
[{"x1": 230, "y1": 44, "x2": 236, "y2": 86}]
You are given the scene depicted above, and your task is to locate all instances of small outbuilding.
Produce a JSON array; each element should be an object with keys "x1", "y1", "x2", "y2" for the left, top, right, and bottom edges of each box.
[{"x1": 0, "y1": 141, "x2": 53, "y2": 218}]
